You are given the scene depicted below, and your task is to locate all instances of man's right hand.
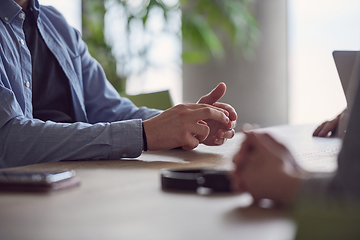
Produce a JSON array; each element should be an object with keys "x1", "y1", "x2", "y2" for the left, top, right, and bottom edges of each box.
[{"x1": 143, "y1": 104, "x2": 230, "y2": 151}]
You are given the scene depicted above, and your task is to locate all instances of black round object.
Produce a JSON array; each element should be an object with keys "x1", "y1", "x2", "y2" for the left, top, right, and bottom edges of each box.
[{"x1": 161, "y1": 168, "x2": 232, "y2": 193}]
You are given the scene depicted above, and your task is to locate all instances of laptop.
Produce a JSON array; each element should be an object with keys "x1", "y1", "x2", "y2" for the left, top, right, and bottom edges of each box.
[{"x1": 333, "y1": 50, "x2": 359, "y2": 102}]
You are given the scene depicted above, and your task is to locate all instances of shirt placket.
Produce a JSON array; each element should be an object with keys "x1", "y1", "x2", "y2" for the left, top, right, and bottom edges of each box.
[{"x1": 11, "y1": 11, "x2": 33, "y2": 118}]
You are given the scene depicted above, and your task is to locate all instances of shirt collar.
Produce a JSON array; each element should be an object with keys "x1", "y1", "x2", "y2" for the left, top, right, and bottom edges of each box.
[
  {"x1": 0, "y1": 0, "x2": 39, "y2": 23},
  {"x1": 26, "y1": 0, "x2": 40, "y2": 20}
]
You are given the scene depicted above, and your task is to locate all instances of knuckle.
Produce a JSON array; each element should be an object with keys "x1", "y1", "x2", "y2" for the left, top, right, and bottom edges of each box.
[
  {"x1": 203, "y1": 107, "x2": 213, "y2": 115},
  {"x1": 176, "y1": 103, "x2": 187, "y2": 111}
]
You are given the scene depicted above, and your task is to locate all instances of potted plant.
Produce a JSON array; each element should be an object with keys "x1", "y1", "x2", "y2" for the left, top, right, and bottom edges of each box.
[{"x1": 82, "y1": 0, "x2": 258, "y2": 93}]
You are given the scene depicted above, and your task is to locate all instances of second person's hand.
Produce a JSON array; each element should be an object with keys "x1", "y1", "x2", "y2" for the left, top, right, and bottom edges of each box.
[
  {"x1": 313, "y1": 108, "x2": 347, "y2": 138},
  {"x1": 231, "y1": 132, "x2": 306, "y2": 205}
]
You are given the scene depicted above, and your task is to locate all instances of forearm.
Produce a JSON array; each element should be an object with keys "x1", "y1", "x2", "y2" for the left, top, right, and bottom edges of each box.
[{"x1": 0, "y1": 117, "x2": 144, "y2": 168}]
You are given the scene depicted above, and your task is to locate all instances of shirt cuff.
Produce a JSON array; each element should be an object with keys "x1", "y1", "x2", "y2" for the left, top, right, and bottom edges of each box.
[{"x1": 109, "y1": 119, "x2": 143, "y2": 159}]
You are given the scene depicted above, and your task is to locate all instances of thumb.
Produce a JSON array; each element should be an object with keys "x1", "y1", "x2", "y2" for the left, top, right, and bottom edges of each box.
[{"x1": 198, "y1": 82, "x2": 226, "y2": 105}]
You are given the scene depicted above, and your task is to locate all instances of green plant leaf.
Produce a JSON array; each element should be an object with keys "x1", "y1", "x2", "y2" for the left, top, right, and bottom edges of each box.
[{"x1": 182, "y1": 51, "x2": 209, "y2": 64}]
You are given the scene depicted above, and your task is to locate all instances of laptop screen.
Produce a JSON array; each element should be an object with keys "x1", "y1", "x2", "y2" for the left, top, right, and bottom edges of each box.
[
  {"x1": 333, "y1": 50, "x2": 359, "y2": 102},
  {"x1": 334, "y1": 51, "x2": 360, "y2": 197}
]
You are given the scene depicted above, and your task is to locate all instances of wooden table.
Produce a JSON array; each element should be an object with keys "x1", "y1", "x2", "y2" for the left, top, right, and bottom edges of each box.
[{"x1": 0, "y1": 125, "x2": 341, "y2": 240}]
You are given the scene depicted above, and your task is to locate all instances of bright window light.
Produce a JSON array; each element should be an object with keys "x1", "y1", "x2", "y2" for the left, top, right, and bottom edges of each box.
[
  {"x1": 38, "y1": 0, "x2": 82, "y2": 32},
  {"x1": 288, "y1": 0, "x2": 360, "y2": 125}
]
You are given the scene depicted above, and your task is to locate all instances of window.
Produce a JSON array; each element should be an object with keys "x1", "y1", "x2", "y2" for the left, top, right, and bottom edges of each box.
[
  {"x1": 38, "y1": 0, "x2": 82, "y2": 32},
  {"x1": 288, "y1": 0, "x2": 360, "y2": 124}
]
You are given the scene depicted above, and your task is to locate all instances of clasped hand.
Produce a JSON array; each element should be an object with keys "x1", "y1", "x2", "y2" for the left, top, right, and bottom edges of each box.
[
  {"x1": 143, "y1": 82, "x2": 237, "y2": 151},
  {"x1": 230, "y1": 132, "x2": 306, "y2": 205}
]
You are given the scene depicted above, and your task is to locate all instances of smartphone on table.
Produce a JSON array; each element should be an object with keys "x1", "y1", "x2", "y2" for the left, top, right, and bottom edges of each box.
[{"x1": 0, "y1": 170, "x2": 80, "y2": 192}]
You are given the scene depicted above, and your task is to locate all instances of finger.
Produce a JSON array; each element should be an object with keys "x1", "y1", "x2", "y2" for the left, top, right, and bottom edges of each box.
[
  {"x1": 182, "y1": 144, "x2": 197, "y2": 151},
  {"x1": 192, "y1": 123, "x2": 211, "y2": 142},
  {"x1": 313, "y1": 122, "x2": 327, "y2": 136},
  {"x1": 223, "y1": 119, "x2": 236, "y2": 130},
  {"x1": 192, "y1": 106, "x2": 230, "y2": 125},
  {"x1": 213, "y1": 136, "x2": 226, "y2": 145},
  {"x1": 216, "y1": 128, "x2": 235, "y2": 140},
  {"x1": 240, "y1": 133, "x2": 271, "y2": 166},
  {"x1": 231, "y1": 120, "x2": 237, "y2": 129},
  {"x1": 318, "y1": 118, "x2": 339, "y2": 137},
  {"x1": 192, "y1": 103, "x2": 230, "y2": 117},
  {"x1": 212, "y1": 102, "x2": 238, "y2": 121},
  {"x1": 244, "y1": 133, "x2": 275, "y2": 161},
  {"x1": 254, "y1": 133, "x2": 302, "y2": 171},
  {"x1": 198, "y1": 120, "x2": 207, "y2": 126},
  {"x1": 258, "y1": 133, "x2": 288, "y2": 152},
  {"x1": 251, "y1": 133, "x2": 289, "y2": 158},
  {"x1": 212, "y1": 102, "x2": 236, "y2": 129},
  {"x1": 176, "y1": 103, "x2": 228, "y2": 114},
  {"x1": 242, "y1": 123, "x2": 260, "y2": 132},
  {"x1": 243, "y1": 131, "x2": 259, "y2": 146},
  {"x1": 181, "y1": 134, "x2": 200, "y2": 150},
  {"x1": 202, "y1": 130, "x2": 228, "y2": 146},
  {"x1": 179, "y1": 120, "x2": 210, "y2": 149},
  {"x1": 177, "y1": 104, "x2": 230, "y2": 124},
  {"x1": 317, "y1": 123, "x2": 332, "y2": 137},
  {"x1": 197, "y1": 82, "x2": 226, "y2": 105}
]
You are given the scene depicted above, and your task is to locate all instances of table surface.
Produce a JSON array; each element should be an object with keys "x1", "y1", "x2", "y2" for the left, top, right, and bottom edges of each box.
[{"x1": 0, "y1": 125, "x2": 342, "y2": 240}]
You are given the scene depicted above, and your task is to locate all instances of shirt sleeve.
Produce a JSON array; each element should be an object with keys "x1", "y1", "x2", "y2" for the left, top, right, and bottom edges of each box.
[
  {"x1": 0, "y1": 6, "x2": 163, "y2": 168},
  {"x1": 0, "y1": 84, "x2": 147, "y2": 168}
]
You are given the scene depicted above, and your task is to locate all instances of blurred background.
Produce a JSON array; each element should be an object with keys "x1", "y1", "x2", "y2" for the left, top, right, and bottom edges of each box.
[{"x1": 39, "y1": 0, "x2": 360, "y2": 128}]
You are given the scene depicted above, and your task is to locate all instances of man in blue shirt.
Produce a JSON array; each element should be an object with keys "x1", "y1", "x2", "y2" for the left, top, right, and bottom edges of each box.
[{"x1": 0, "y1": 0, "x2": 237, "y2": 168}]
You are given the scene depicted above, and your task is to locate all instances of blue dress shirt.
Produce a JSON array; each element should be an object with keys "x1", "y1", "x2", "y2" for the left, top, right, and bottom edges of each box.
[{"x1": 0, "y1": 0, "x2": 161, "y2": 168}]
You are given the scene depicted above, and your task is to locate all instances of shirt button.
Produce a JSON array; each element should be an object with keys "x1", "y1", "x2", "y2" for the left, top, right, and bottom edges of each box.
[
  {"x1": 121, "y1": 153, "x2": 128, "y2": 158},
  {"x1": 19, "y1": 13, "x2": 25, "y2": 19},
  {"x1": 20, "y1": 39, "x2": 25, "y2": 45},
  {"x1": 4, "y1": 17, "x2": 9, "y2": 21},
  {"x1": 25, "y1": 81, "x2": 30, "y2": 88}
]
